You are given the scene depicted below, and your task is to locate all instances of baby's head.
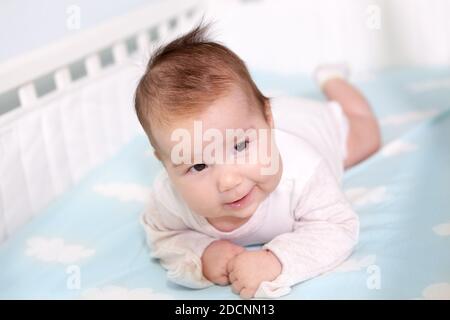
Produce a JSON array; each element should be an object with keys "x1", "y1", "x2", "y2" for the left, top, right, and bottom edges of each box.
[{"x1": 134, "y1": 23, "x2": 282, "y2": 230}]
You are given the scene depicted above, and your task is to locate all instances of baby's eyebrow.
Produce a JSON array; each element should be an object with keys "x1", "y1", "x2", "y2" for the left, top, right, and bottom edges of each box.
[
  {"x1": 171, "y1": 160, "x2": 191, "y2": 168},
  {"x1": 171, "y1": 156, "x2": 200, "y2": 168},
  {"x1": 171, "y1": 162, "x2": 186, "y2": 168}
]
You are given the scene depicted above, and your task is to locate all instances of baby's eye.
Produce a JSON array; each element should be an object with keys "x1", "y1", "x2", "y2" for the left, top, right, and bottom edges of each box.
[
  {"x1": 188, "y1": 163, "x2": 207, "y2": 173},
  {"x1": 234, "y1": 139, "x2": 249, "y2": 152}
]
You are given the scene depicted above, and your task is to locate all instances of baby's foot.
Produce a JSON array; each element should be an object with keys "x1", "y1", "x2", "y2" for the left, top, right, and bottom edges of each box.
[{"x1": 313, "y1": 63, "x2": 350, "y2": 88}]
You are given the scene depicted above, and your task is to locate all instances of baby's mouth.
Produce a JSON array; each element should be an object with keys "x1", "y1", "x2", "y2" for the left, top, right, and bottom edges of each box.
[
  {"x1": 228, "y1": 194, "x2": 246, "y2": 204},
  {"x1": 224, "y1": 186, "x2": 255, "y2": 209},
  {"x1": 226, "y1": 188, "x2": 250, "y2": 204}
]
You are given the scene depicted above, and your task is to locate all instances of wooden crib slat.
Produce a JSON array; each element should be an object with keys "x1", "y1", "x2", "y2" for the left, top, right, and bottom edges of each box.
[
  {"x1": 54, "y1": 68, "x2": 72, "y2": 90},
  {"x1": 137, "y1": 31, "x2": 150, "y2": 54},
  {"x1": 112, "y1": 42, "x2": 128, "y2": 64},
  {"x1": 85, "y1": 55, "x2": 102, "y2": 77},
  {"x1": 18, "y1": 84, "x2": 37, "y2": 107}
]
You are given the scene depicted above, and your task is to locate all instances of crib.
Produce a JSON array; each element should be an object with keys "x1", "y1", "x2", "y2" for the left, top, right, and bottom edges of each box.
[
  {"x1": 0, "y1": 0, "x2": 204, "y2": 242},
  {"x1": 1, "y1": 0, "x2": 450, "y2": 300}
]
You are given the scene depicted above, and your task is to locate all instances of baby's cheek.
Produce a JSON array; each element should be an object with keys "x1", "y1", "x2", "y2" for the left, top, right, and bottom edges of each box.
[
  {"x1": 247, "y1": 163, "x2": 272, "y2": 184},
  {"x1": 182, "y1": 188, "x2": 221, "y2": 217}
]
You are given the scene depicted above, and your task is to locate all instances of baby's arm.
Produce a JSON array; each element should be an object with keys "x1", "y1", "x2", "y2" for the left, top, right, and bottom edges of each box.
[
  {"x1": 232, "y1": 159, "x2": 359, "y2": 298},
  {"x1": 141, "y1": 190, "x2": 245, "y2": 288}
]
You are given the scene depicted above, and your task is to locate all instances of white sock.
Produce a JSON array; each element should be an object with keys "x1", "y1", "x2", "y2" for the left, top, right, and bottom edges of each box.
[{"x1": 313, "y1": 63, "x2": 350, "y2": 89}]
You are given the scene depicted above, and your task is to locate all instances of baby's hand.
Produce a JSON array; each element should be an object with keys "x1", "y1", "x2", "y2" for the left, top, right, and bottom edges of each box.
[
  {"x1": 201, "y1": 240, "x2": 245, "y2": 286},
  {"x1": 227, "y1": 249, "x2": 282, "y2": 299}
]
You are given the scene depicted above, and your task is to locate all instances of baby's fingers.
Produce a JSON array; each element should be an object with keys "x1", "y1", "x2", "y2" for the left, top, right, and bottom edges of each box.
[
  {"x1": 214, "y1": 274, "x2": 230, "y2": 286},
  {"x1": 231, "y1": 280, "x2": 244, "y2": 295},
  {"x1": 227, "y1": 256, "x2": 236, "y2": 274},
  {"x1": 239, "y1": 287, "x2": 256, "y2": 300},
  {"x1": 229, "y1": 271, "x2": 237, "y2": 283},
  {"x1": 231, "y1": 245, "x2": 246, "y2": 256}
]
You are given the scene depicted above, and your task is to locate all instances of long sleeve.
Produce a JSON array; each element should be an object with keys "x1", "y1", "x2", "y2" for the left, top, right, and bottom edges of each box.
[
  {"x1": 256, "y1": 160, "x2": 360, "y2": 298},
  {"x1": 140, "y1": 189, "x2": 218, "y2": 289}
]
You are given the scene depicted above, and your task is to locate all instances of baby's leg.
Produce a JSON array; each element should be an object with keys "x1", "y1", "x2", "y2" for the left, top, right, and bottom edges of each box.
[{"x1": 322, "y1": 78, "x2": 381, "y2": 169}]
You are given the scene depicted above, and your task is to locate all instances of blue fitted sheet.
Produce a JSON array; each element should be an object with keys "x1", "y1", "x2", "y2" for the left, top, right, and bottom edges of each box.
[{"x1": 1, "y1": 67, "x2": 450, "y2": 299}]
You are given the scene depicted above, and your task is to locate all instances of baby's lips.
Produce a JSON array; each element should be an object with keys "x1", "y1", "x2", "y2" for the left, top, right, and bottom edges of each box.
[{"x1": 224, "y1": 186, "x2": 255, "y2": 210}]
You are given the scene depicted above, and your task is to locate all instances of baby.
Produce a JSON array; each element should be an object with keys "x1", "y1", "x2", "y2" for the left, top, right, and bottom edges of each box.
[{"x1": 135, "y1": 23, "x2": 381, "y2": 299}]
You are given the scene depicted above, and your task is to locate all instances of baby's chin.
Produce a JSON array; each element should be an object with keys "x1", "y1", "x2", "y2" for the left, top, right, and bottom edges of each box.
[
  {"x1": 207, "y1": 211, "x2": 254, "y2": 232},
  {"x1": 202, "y1": 197, "x2": 259, "y2": 231}
]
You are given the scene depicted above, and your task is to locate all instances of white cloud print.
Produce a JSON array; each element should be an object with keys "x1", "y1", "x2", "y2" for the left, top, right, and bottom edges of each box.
[
  {"x1": 80, "y1": 286, "x2": 173, "y2": 300},
  {"x1": 25, "y1": 237, "x2": 95, "y2": 264},
  {"x1": 345, "y1": 187, "x2": 388, "y2": 208},
  {"x1": 422, "y1": 282, "x2": 450, "y2": 300},
  {"x1": 432, "y1": 223, "x2": 450, "y2": 237},
  {"x1": 381, "y1": 140, "x2": 418, "y2": 157},
  {"x1": 93, "y1": 183, "x2": 151, "y2": 203}
]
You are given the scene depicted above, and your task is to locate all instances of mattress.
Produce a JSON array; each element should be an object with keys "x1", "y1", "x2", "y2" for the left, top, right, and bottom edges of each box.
[{"x1": 1, "y1": 67, "x2": 449, "y2": 299}]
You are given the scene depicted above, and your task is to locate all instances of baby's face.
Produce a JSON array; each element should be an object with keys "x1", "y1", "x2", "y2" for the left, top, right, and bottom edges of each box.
[{"x1": 152, "y1": 86, "x2": 282, "y2": 228}]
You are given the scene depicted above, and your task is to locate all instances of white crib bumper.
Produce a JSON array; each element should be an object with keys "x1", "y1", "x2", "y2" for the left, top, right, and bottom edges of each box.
[{"x1": 0, "y1": 65, "x2": 144, "y2": 243}]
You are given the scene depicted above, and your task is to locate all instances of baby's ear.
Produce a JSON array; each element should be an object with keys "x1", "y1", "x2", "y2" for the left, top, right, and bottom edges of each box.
[
  {"x1": 153, "y1": 149, "x2": 162, "y2": 161},
  {"x1": 264, "y1": 101, "x2": 274, "y2": 129}
]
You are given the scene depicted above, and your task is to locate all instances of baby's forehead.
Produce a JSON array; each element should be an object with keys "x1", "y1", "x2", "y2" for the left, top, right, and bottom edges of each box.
[
  {"x1": 158, "y1": 98, "x2": 254, "y2": 134},
  {"x1": 154, "y1": 119, "x2": 261, "y2": 162},
  {"x1": 152, "y1": 86, "x2": 265, "y2": 153},
  {"x1": 157, "y1": 119, "x2": 256, "y2": 145}
]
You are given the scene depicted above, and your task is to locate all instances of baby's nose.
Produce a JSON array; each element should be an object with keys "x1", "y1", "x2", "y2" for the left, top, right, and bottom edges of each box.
[{"x1": 218, "y1": 169, "x2": 242, "y2": 193}]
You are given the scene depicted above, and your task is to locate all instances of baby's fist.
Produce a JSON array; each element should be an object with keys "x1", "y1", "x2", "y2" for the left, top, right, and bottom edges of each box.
[
  {"x1": 201, "y1": 240, "x2": 245, "y2": 286},
  {"x1": 227, "y1": 249, "x2": 282, "y2": 299}
]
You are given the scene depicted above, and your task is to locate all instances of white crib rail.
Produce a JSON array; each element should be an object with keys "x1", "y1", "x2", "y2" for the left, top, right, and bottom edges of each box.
[
  {"x1": 0, "y1": 0, "x2": 205, "y2": 243},
  {"x1": 0, "y1": 0, "x2": 204, "y2": 123}
]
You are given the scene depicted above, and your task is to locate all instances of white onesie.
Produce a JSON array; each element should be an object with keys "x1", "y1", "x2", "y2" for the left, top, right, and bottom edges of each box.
[{"x1": 140, "y1": 96, "x2": 360, "y2": 298}]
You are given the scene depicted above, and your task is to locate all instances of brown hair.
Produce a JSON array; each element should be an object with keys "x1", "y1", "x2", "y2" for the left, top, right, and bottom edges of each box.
[{"x1": 134, "y1": 21, "x2": 270, "y2": 153}]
